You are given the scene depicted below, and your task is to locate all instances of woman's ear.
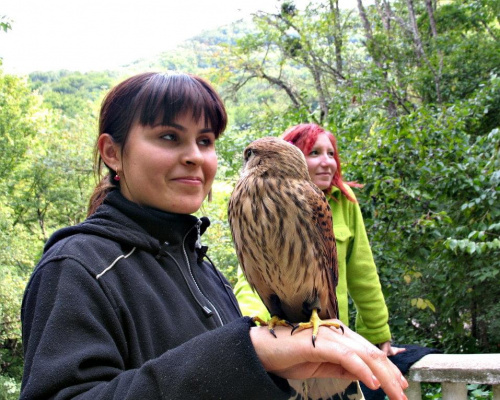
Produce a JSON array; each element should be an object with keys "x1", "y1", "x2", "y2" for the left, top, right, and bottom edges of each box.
[{"x1": 98, "y1": 134, "x2": 121, "y2": 172}]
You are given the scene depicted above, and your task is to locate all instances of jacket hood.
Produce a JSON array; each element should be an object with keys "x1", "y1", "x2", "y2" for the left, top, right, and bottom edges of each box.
[{"x1": 44, "y1": 190, "x2": 211, "y2": 256}]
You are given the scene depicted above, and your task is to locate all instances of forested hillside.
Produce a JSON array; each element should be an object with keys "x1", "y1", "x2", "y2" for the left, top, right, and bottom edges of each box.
[{"x1": 1, "y1": 0, "x2": 499, "y2": 398}]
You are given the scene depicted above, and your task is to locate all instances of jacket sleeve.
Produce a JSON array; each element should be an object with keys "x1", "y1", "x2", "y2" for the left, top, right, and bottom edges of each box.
[
  {"x1": 344, "y1": 196, "x2": 392, "y2": 345},
  {"x1": 233, "y1": 267, "x2": 270, "y2": 320},
  {"x1": 20, "y1": 258, "x2": 290, "y2": 400}
]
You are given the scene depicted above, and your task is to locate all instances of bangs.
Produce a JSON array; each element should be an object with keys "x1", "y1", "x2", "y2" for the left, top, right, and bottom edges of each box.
[{"x1": 134, "y1": 73, "x2": 227, "y2": 137}]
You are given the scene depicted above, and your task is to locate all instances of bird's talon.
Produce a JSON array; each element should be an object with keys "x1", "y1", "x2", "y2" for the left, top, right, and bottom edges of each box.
[
  {"x1": 251, "y1": 316, "x2": 267, "y2": 326},
  {"x1": 312, "y1": 335, "x2": 317, "y2": 347},
  {"x1": 270, "y1": 328, "x2": 277, "y2": 338}
]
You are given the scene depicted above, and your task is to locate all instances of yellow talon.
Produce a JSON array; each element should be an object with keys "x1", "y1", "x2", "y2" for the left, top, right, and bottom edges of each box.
[
  {"x1": 291, "y1": 309, "x2": 343, "y2": 346},
  {"x1": 252, "y1": 315, "x2": 293, "y2": 338}
]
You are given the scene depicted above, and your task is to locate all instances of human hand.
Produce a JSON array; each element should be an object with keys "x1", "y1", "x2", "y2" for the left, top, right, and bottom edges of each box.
[
  {"x1": 250, "y1": 321, "x2": 408, "y2": 400},
  {"x1": 378, "y1": 341, "x2": 406, "y2": 357}
]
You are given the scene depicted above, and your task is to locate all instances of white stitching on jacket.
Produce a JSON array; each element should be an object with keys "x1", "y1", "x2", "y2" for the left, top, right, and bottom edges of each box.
[{"x1": 96, "y1": 247, "x2": 137, "y2": 280}]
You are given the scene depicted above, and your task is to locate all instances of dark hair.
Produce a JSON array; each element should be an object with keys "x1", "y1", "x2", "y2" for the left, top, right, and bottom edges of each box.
[
  {"x1": 88, "y1": 72, "x2": 228, "y2": 215},
  {"x1": 282, "y1": 123, "x2": 358, "y2": 202}
]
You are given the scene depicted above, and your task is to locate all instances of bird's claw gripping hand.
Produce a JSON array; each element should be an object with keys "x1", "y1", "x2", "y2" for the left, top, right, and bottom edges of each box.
[
  {"x1": 252, "y1": 315, "x2": 294, "y2": 338},
  {"x1": 291, "y1": 309, "x2": 344, "y2": 347}
]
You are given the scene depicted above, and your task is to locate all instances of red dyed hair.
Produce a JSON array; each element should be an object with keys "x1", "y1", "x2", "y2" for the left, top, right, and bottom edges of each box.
[{"x1": 281, "y1": 123, "x2": 359, "y2": 203}]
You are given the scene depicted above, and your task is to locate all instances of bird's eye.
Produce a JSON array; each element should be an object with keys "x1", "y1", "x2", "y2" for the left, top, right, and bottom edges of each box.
[{"x1": 244, "y1": 148, "x2": 254, "y2": 161}]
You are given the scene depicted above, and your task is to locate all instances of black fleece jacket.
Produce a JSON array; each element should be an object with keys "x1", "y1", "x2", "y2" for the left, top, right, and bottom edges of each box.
[{"x1": 21, "y1": 190, "x2": 290, "y2": 399}]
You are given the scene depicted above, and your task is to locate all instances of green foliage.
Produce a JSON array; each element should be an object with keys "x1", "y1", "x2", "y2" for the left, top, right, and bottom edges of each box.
[
  {"x1": 346, "y1": 81, "x2": 500, "y2": 352},
  {"x1": 0, "y1": 71, "x2": 50, "y2": 269},
  {"x1": 0, "y1": 272, "x2": 25, "y2": 385},
  {"x1": 467, "y1": 384, "x2": 493, "y2": 399},
  {"x1": 0, "y1": 74, "x2": 42, "y2": 178},
  {"x1": 416, "y1": 1, "x2": 500, "y2": 106},
  {"x1": 29, "y1": 70, "x2": 117, "y2": 118},
  {"x1": 0, "y1": 68, "x2": 109, "y2": 390},
  {"x1": 0, "y1": 375, "x2": 20, "y2": 400},
  {"x1": 419, "y1": 383, "x2": 493, "y2": 399},
  {"x1": 0, "y1": 16, "x2": 12, "y2": 34},
  {"x1": 196, "y1": 181, "x2": 239, "y2": 286}
]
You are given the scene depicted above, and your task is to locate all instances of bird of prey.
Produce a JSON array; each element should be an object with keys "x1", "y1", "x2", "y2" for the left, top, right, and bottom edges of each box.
[{"x1": 228, "y1": 137, "x2": 362, "y2": 400}]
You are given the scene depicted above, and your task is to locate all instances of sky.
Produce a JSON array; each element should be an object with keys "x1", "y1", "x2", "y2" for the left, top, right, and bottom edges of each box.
[{"x1": 1, "y1": 0, "x2": 361, "y2": 75}]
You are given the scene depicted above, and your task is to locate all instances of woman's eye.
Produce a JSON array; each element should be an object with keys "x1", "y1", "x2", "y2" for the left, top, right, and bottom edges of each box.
[
  {"x1": 309, "y1": 150, "x2": 319, "y2": 156},
  {"x1": 328, "y1": 151, "x2": 335, "y2": 157},
  {"x1": 198, "y1": 137, "x2": 214, "y2": 147},
  {"x1": 161, "y1": 133, "x2": 177, "y2": 141}
]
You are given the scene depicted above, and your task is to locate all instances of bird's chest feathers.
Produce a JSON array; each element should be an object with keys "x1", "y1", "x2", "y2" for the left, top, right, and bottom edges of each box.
[
  {"x1": 238, "y1": 178, "x2": 324, "y2": 292},
  {"x1": 241, "y1": 177, "x2": 305, "y2": 232}
]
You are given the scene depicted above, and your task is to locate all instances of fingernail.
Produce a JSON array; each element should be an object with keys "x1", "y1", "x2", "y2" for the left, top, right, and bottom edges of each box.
[{"x1": 372, "y1": 375, "x2": 380, "y2": 388}]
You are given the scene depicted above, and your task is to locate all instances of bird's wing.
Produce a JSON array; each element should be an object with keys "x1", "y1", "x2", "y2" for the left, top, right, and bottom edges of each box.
[
  {"x1": 304, "y1": 182, "x2": 339, "y2": 320},
  {"x1": 227, "y1": 177, "x2": 278, "y2": 310}
]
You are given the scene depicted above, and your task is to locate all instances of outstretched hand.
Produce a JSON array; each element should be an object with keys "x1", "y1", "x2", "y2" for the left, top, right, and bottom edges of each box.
[
  {"x1": 250, "y1": 320, "x2": 408, "y2": 400},
  {"x1": 378, "y1": 340, "x2": 406, "y2": 357}
]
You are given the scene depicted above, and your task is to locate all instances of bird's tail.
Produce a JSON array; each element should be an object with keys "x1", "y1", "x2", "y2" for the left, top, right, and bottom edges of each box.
[{"x1": 288, "y1": 378, "x2": 364, "y2": 400}]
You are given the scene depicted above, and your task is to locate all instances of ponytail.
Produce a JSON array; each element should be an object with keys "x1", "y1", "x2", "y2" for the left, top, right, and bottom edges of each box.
[{"x1": 87, "y1": 174, "x2": 116, "y2": 217}]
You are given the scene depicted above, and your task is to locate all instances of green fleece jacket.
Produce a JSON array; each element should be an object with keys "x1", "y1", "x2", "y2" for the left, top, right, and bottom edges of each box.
[{"x1": 233, "y1": 185, "x2": 391, "y2": 345}]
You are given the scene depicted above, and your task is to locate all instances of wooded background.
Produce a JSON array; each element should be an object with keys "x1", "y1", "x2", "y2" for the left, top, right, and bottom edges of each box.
[{"x1": 1, "y1": 0, "x2": 499, "y2": 398}]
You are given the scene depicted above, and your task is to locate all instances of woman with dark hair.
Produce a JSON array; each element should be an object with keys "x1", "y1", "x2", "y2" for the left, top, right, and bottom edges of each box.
[{"x1": 21, "y1": 74, "x2": 408, "y2": 400}]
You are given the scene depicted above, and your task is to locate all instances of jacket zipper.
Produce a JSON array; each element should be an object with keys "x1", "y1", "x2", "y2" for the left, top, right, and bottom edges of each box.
[
  {"x1": 182, "y1": 220, "x2": 224, "y2": 327},
  {"x1": 159, "y1": 220, "x2": 225, "y2": 326}
]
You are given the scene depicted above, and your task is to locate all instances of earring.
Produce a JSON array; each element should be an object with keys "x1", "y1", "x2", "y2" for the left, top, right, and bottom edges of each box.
[{"x1": 114, "y1": 172, "x2": 120, "y2": 182}]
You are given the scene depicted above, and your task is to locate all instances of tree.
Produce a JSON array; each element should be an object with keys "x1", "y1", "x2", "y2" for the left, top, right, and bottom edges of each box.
[
  {"x1": 9, "y1": 113, "x2": 95, "y2": 243},
  {"x1": 0, "y1": 70, "x2": 50, "y2": 396},
  {"x1": 218, "y1": 1, "x2": 360, "y2": 123},
  {"x1": 346, "y1": 74, "x2": 500, "y2": 352},
  {"x1": 0, "y1": 69, "x2": 109, "y2": 396}
]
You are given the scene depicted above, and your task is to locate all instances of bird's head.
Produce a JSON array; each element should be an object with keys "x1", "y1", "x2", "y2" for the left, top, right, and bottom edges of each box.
[{"x1": 241, "y1": 137, "x2": 310, "y2": 180}]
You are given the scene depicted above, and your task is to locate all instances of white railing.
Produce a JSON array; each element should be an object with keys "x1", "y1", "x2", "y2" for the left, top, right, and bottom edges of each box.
[{"x1": 405, "y1": 353, "x2": 500, "y2": 400}]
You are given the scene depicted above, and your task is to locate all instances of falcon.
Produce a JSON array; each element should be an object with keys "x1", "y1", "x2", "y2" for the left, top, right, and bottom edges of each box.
[
  {"x1": 228, "y1": 136, "x2": 340, "y2": 340},
  {"x1": 228, "y1": 137, "x2": 361, "y2": 400}
]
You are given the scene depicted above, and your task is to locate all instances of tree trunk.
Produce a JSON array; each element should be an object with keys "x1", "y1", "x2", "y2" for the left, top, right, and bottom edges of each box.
[
  {"x1": 407, "y1": 0, "x2": 425, "y2": 61},
  {"x1": 357, "y1": 0, "x2": 400, "y2": 116},
  {"x1": 375, "y1": 0, "x2": 391, "y2": 32},
  {"x1": 357, "y1": 0, "x2": 373, "y2": 42},
  {"x1": 407, "y1": 0, "x2": 442, "y2": 103},
  {"x1": 329, "y1": 0, "x2": 343, "y2": 76},
  {"x1": 425, "y1": 0, "x2": 438, "y2": 38}
]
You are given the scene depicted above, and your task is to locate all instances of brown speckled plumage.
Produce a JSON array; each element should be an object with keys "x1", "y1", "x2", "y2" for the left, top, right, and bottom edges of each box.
[
  {"x1": 228, "y1": 137, "x2": 339, "y2": 324},
  {"x1": 228, "y1": 137, "x2": 363, "y2": 399}
]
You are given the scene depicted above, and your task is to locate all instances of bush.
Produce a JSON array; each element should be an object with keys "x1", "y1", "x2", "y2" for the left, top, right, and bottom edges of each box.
[
  {"x1": 345, "y1": 82, "x2": 499, "y2": 353},
  {"x1": 0, "y1": 375, "x2": 20, "y2": 400},
  {"x1": 0, "y1": 271, "x2": 26, "y2": 396}
]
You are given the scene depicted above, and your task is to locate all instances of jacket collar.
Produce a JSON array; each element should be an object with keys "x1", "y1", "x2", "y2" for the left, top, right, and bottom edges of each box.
[
  {"x1": 327, "y1": 185, "x2": 341, "y2": 201},
  {"x1": 104, "y1": 190, "x2": 210, "y2": 250},
  {"x1": 44, "y1": 190, "x2": 210, "y2": 255}
]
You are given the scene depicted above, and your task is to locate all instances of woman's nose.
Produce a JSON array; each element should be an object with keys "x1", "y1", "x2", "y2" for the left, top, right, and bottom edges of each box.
[
  {"x1": 182, "y1": 143, "x2": 204, "y2": 165},
  {"x1": 319, "y1": 154, "x2": 330, "y2": 165}
]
